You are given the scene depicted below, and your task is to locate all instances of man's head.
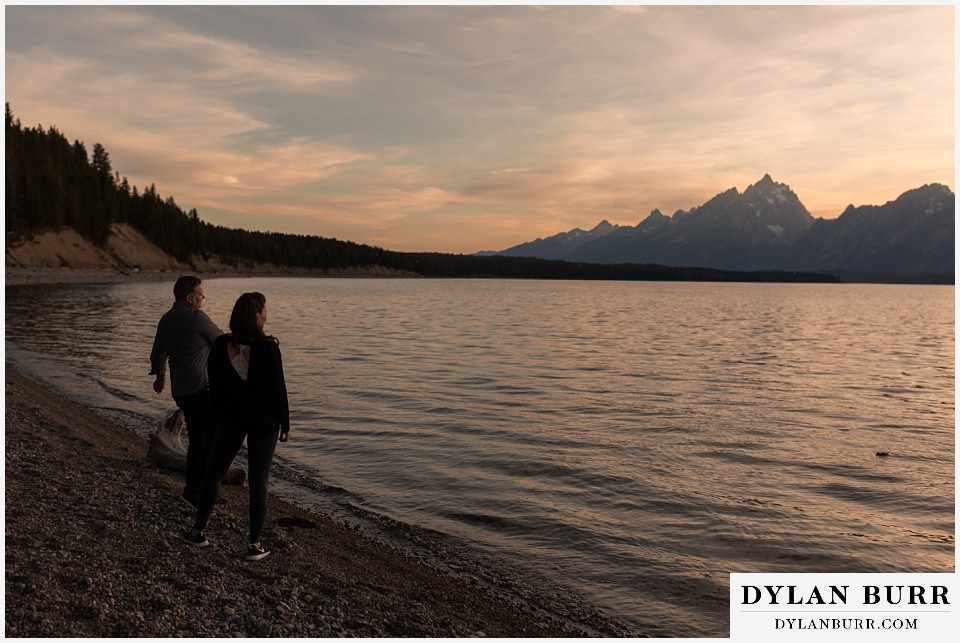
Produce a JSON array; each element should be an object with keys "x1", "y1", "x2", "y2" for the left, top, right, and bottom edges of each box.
[{"x1": 173, "y1": 276, "x2": 205, "y2": 309}]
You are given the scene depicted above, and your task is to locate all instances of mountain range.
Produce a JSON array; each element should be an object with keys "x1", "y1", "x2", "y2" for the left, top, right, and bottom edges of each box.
[{"x1": 479, "y1": 175, "x2": 954, "y2": 277}]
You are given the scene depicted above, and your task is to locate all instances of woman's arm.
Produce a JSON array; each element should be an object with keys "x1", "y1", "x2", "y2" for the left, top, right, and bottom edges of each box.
[{"x1": 270, "y1": 342, "x2": 291, "y2": 440}]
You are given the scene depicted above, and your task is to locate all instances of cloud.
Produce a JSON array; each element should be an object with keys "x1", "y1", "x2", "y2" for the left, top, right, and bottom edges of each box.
[{"x1": 5, "y1": 5, "x2": 953, "y2": 253}]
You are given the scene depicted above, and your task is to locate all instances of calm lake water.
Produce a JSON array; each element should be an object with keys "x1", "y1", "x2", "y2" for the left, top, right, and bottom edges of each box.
[{"x1": 4, "y1": 278, "x2": 955, "y2": 637}]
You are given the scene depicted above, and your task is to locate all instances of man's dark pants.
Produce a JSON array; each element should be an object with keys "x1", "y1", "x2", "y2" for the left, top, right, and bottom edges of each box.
[{"x1": 173, "y1": 387, "x2": 217, "y2": 503}]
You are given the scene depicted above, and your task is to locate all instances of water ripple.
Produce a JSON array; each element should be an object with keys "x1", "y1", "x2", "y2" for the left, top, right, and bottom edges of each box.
[{"x1": 5, "y1": 278, "x2": 954, "y2": 637}]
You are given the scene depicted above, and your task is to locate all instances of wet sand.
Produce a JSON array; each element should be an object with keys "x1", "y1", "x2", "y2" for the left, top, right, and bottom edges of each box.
[{"x1": 4, "y1": 364, "x2": 636, "y2": 637}]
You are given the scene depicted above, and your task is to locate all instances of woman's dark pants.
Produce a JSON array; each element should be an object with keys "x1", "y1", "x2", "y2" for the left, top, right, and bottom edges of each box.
[{"x1": 194, "y1": 424, "x2": 279, "y2": 544}]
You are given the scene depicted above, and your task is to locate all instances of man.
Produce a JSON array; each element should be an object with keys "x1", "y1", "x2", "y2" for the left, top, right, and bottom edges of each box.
[{"x1": 149, "y1": 276, "x2": 224, "y2": 510}]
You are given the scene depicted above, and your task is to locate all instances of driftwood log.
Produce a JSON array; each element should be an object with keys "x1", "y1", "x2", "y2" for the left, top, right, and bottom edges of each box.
[{"x1": 143, "y1": 409, "x2": 246, "y2": 485}]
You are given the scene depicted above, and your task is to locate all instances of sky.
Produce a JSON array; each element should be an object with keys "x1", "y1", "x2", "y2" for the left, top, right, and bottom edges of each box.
[{"x1": 3, "y1": 3, "x2": 955, "y2": 254}]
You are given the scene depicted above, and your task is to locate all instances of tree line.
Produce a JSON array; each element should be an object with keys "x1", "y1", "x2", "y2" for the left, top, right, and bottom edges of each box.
[
  {"x1": 4, "y1": 104, "x2": 837, "y2": 282},
  {"x1": 5, "y1": 104, "x2": 391, "y2": 270}
]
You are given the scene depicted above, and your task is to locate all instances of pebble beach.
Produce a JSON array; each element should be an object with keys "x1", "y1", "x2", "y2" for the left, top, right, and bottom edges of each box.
[{"x1": 3, "y1": 364, "x2": 635, "y2": 637}]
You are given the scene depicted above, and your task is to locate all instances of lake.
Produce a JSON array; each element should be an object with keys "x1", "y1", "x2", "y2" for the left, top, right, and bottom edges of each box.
[{"x1": 4, "y1": 278, "x2": 954, "y2": 637}]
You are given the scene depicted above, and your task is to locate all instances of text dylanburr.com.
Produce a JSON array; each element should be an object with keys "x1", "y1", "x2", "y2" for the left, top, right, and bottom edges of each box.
[{"x1": 730, "y1": 573, "x2": 956, "y2": 641}]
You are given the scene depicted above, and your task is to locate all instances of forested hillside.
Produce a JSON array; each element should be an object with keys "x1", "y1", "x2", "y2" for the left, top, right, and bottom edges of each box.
[
  {"x1": 4, "y1": 105, "x2": 836, "y2": 283},
  {"x1": 5, "y1": 104, "x2": 392, "y2": 271}
]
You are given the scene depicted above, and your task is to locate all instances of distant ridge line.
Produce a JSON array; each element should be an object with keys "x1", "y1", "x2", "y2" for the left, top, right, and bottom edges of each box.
[{"x1": 481, "y1": 177, "x2": 954, "y2": 282}]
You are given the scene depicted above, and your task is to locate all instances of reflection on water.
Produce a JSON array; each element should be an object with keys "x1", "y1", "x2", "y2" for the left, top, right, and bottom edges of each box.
[{"x1": 5, "y1": 278, "x2": 954, "y2": 636}]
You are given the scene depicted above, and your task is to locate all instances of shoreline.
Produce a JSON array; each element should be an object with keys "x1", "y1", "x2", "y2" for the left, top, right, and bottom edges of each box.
[
  {"x1": 3, "y1": 363, "x2": 635, "y2": 637},
  {"x1": 7, "y1": 265, "x2": 954, "y2": 289},
  {"x1": 4, "y1": 266, "x2": 418, "y2": 287}
]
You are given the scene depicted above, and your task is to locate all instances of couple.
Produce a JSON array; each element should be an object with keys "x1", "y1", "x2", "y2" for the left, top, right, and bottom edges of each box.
[{"x1": 149, "y1": 276, "x2": 290, "y2": 562}]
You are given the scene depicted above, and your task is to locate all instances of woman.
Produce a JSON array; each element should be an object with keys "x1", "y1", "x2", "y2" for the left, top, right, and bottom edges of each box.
[{"x1": 184, "y1": 292, "x2": 290, "y2": 561}]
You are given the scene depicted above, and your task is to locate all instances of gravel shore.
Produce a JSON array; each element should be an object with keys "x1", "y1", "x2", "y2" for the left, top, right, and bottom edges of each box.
[{"x1": 4, "y1": 364, "x2": 637, "y2": 637}]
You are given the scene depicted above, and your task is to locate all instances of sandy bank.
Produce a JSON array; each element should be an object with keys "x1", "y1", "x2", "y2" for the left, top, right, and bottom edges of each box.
[
  {"x1": 4, "y1": 265, "x2": 419, "y2": 287},
  {"x1": 5, "y1": 224, "x2": 418, "y2": 286},
  {"x1": 4, "y1": 364, "x2": 633, "y2": 637},
  {"x1": 5, "y1": 267, "x2": 182, "y2": 286}
]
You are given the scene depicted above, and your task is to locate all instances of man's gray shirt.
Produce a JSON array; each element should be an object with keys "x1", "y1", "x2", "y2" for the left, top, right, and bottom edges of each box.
[{"x1": 149, "y1": 302, "x2": 224, "y2": 397}]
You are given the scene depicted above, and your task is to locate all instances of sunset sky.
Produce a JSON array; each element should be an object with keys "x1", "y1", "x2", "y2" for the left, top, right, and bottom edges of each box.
[{"x1": 4, "y1": 4, "x2": 955, "y2": 253}]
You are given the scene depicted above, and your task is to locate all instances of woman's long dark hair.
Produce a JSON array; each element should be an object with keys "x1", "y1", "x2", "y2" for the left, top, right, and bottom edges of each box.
[{"x1": 229, "y1": 292, "x2": 278, "y2": 344}]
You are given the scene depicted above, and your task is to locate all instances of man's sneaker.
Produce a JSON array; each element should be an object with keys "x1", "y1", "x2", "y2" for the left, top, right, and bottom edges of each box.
[
  {"x1": 246, "y1": 544, "x2": 270, "y2": 561},
  {"x1": 183, "y1": 529, "x2": 209, "y2": 548},
  {"x1": 180, "y1": 493, "x2": 198, "y2": 511}
]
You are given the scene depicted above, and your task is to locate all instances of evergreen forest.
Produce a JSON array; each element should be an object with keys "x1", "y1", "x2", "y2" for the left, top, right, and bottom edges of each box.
[{"x1": 4, "y1": 105, "x2": 836, "y2": 283}]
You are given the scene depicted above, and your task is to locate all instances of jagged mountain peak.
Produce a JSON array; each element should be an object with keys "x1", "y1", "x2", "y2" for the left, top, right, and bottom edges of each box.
[
  {"x1": 739, "y1": 175, "x2": 812, "y2": 242},
  {"x1": 894, "y1": 183, "x2": 954, "y2": 209},
  {"x1": 743, "y1": 174, "x2": 794, "y2": 199},
  {"x1": 591, "y1": 219, "x2": 616, "y2": 233},
  {"x1": 645, "y1": 208, "x2": 668, "y2": 221},
  {"x1": 635, "y1": 209, "x2": 672, "y2": 231},
  {"x1": 752, "y1": 173, "x2": 776, "y2": 187},
  {"x1": 488, "y1": 217, "x2": 622, "y2": 260},
  {"x1": 697, "y1": 187, "x2": 741, "y2": 211},
  {"x1": 837, "y1": 183, "x2": 955, "y2": 222}
]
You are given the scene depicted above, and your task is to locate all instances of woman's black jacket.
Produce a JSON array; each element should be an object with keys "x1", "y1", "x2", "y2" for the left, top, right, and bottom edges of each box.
[{"x1": 208, "y1": 334, "x2": 290, "y2": 436}]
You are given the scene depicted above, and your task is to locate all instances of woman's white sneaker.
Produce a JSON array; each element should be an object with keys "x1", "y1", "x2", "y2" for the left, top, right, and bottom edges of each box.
[{"x1": 246, "y1": 544, "x2": 270, "y2": 561}]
